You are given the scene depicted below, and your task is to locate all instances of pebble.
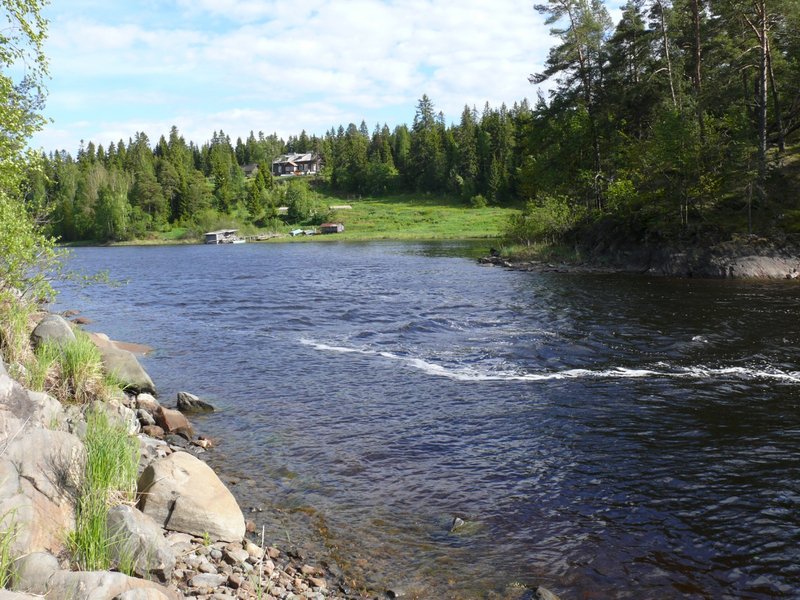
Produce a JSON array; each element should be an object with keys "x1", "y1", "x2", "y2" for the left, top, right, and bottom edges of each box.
[
  {"x1": 190, "y1": 573, "x2": 227, "y2": 588},
  {"x1": 224, "y1": 546, "x2": 250, "y2": 565}
]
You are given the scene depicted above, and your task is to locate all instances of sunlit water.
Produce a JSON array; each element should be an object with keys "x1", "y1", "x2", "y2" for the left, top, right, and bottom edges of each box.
[{"x1": 53, "y1": 242, "x2": 800, "y2": 599}]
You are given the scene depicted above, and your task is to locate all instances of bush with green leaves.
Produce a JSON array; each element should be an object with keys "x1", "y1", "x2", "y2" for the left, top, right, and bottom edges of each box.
[
  {"x1": 469, "y1": 194, "x2": 488, "y2": 209},
  {"x1": 505, "y1": 195, "x2": 584, "y2": 246},
  {"x1": 285, "y1": 180, "x2": 315, "y2": 223}
]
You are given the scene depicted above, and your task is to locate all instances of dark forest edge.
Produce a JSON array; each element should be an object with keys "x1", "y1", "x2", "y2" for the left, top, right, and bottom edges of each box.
[{"x1": 20, "y1": 0, "x2": 800, "y2": 259}]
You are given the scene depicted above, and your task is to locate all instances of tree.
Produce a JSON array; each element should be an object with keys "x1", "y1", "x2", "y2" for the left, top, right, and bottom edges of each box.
[
  {"x1": 0, "y1": 0, "x2": 57, "y2": 297},
  {"x1": 532, "y1": 0, "x2": 612, "y2": 208},
  {"x1": 410, "y1": 95, "x2": 446, "y2": 191}
]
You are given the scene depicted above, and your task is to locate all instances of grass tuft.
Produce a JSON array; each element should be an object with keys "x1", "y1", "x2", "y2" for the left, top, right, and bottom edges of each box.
[
  {"x1": 0, "y1": 509, "x2": 18, "y2": 588},
  {"x1": 69, "y1": 408, "x2": 139, "y2": 571},
  {"x1": 58, "y1": 333, "x2": 105, "y2": 404},
  {"x1": 0, "y1": 293, "x2": 36, "y2": 367}
]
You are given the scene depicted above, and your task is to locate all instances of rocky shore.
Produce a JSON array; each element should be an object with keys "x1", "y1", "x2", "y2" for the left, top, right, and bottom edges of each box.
[
  {"x1": 0, "y1": 312, "x2": 355, "y2": 600},
  {"x1": 482, "y1": 239, "x2": 800, "y2": 280}
]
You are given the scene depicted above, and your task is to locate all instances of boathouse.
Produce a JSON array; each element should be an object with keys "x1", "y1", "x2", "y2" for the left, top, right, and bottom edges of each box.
[
  {"x1": 320, "y1": 223, "x2": 345, "y2": 234},
  {"x1": 204, "y1": 229, "x2": 241, "y2": 244}
]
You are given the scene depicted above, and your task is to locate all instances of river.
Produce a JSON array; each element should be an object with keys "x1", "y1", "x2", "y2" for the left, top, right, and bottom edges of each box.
[{"x1": 52, "y1": 242, "x2": 800, "y2": 599}]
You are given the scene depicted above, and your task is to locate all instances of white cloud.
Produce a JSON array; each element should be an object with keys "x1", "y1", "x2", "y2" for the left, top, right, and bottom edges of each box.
[{"x1": 35, "y1": 0, "x2": 560, "y2": 151}]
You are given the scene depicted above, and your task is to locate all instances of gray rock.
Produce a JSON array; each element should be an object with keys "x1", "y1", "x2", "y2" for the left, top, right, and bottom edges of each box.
[
  {"x1": 11, "y1": 551, "x2": 59, "y2": 593},
  {"x1": 222, "y1": 546, "x2": 249, "y2": 565},
  {"x1": 30, "y1": 315, "x2": 75, "y2": 350},
  {"x1": 176, "y1": 391, "x2": 215, "y2": 413},
  {"x1": 137, "y1": 451, "x2": 245, "y2": 542},
  {"x1": 91, "y1": 400, "x2": 140, "y2": 435},
  {"x1": 136, "y1": 393, "x2": 160, "y2": 412},
  {"x1": 1, "y1": 429, "x2": 85, "y2": 556},
  {"x1": 113, "y1": 589, "x2": 173, "y2": 600},
  {"x1": 0, "y1": 357, "x2": 7, "y2": 377},
  {"x1": 189, "y1": 573, "x2": 227, "y2": 588},
  {"x1": 44, "y1": 569, "x2": 180, "y2": 599},
  {"x1": 0, "y1": 374, "x2": 63, "y2": 439},
  {"x1": 97, "y1": 345, "x2": 156, "y2": 395},
  {"x1": 0, "y1": 590, "x2": 45, "y2": 599},
  {"x1": 137, "y1": 409, "x2": 156, "y2": 427},
  {"x1": 106, "y1": 505, "x2": 176, "y2": 582}
]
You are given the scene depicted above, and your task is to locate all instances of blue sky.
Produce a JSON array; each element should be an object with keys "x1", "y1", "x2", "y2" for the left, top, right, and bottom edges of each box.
[{"x1": 33, "y1": 0, "x2": 623, "y2": 153}]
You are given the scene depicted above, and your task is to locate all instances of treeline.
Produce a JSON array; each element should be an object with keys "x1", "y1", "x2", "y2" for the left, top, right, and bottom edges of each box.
[
  {"x1": 26, "y1": 96, "x2": 533, "y2": 242},
  {"x1": 509, "y1": 0, "x2": 800, "y2": 246},
  {"x1": 24, "y1": 0, "x2": 800, "y2": 245}
]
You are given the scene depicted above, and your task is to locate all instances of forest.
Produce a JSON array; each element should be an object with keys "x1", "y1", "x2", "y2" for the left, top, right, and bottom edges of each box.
[{"x1": 22, "y1": 0, "x2": 800, "y2": 248}]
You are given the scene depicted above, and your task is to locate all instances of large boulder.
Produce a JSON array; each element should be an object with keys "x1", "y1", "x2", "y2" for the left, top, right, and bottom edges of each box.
[
  {"x1": 96, "y1": 345, "x2": 156, "y2": 395},
  {"x1": 30, "y1": 315, "x2": 75, "y2": 350},
  {"x1": 137, "y1": 451, "x2": 245, "y2": 542},
  {"x1": 31, "y1": 570, "x2": 179, "y2": 600},
  {"x1": 0, "y1": 591, "x2": 44, "y2": 599},
  {"x1": 106, "y1": 505, "x2": 176, "y2": 582},
  {"x1": 0, "y1": 429, "x2": 85, "y2": 556},
  {"x1": 0, "y1": 374, "x2": 64, "y2": 439},
  {"x1": 11, "y1": 552, "x2": 59, "y2": 593}
]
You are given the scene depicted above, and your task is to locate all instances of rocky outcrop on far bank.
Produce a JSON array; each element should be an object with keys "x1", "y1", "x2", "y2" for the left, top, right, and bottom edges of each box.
[{"x1": 484, "y1": 238, "x2": 800, "y2": 280}]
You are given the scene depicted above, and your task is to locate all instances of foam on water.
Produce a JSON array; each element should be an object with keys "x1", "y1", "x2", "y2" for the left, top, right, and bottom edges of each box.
[{"x1": 300, "y1": 338, "x2": 800, "y2": 384}]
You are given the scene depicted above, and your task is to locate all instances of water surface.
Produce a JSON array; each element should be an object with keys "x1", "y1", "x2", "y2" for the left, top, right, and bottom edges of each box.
[{"x1": 54, "y1": 242, "x2": 800, "y2": 599}]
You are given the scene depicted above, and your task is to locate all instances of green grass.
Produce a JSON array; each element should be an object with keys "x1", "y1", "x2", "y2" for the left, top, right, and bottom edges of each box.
[
  {"x1": 0, "y1": 509, "x2": 18, "y2": 588},
  {"x1": 81, "y1": 193, "x2": 519, "y2": 246},
  {"x1": 69, "y1": 408, "x2": 139, "y2": 571},
  {"x1": 0, "y1": 293, "x2": 36, "y2": 367},
  {"x1": 24, "y1": 340, "x2": 60, "y2": 392},
  {"x1": 58, "y1": 333, "x2": 105, "y2": 404},
  {"x1": 321, "y1": 194, "x2": 516, "y2": 241}
]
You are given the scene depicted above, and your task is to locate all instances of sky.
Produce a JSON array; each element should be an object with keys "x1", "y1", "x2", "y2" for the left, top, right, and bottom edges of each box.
[{"x1": 31, "y1": 0, "x2": 623, "y2": 153}]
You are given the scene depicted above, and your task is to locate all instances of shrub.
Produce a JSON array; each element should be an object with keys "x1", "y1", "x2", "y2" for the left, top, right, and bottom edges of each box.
[
  {"x1": 505, "y1": 195, "x2": 583, "y2": 246},
  {"x1": 469, "y1": 194, "x2": 488, "y2": 209}
]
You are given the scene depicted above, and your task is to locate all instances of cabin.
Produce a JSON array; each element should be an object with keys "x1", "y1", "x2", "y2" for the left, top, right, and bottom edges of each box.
[
  {"x1": 204, "y1": 229, "x2": 242, "y2": 244},
  {"x1": 272, "y1": 152, "x2": 322, "y2": 176},
  {"x1": 320, "y1": 223, "x2": 345, "y2": 234},
  {"x1": 242, "y1": 163, "x2": 259, "y2": 178}
]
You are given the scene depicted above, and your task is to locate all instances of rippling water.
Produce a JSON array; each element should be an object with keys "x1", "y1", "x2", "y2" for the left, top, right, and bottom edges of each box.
[{"x1": 54, "y1": 242, "x2": 800, "y2": 599}]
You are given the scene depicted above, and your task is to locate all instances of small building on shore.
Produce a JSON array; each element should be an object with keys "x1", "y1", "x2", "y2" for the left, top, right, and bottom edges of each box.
[
  {"x1": 204, "y1": 229, "x2": 242, "y2": 244},
  {"x1": 320, "y1": 223, "x2": 345, "y2": 234}
]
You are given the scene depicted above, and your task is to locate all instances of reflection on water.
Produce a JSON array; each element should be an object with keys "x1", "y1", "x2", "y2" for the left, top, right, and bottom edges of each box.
[{"x1": 54, "y1": 242, "x2": 800, "y2": 599}]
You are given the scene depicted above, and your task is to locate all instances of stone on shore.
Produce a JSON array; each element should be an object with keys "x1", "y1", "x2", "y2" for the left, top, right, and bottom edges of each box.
[
  {"x1": 30, "y1": 314, "x2": 75, "y2": 350},
  {"x1": 10, "y1": 552, "x2": 59, "y2": 593},
  {"x1": 106, "y1": 505, "x2": 176, "y2": 582},
  {"x1": 0, "y1": 373, "x2": 65, "y2": 439},
  {"x1": 136, "y1": 393, "x2": 160, "y2": 413},
  {"x1": 137, "y1": 451, "x2": 245, "y2": 542},
  {"x1": 176, "y1": 391, "x2": 215, "y2": 413},
  {"x1": 153, "y1": 406, "x2": 193, "y2": 439},
  {"x1": 0, "y1": 428, "x2": 85, "y2": 556},
  {"x1": 38, "y1": 570, "x2": 180, "y2": 600},
  {"x1": 0, "y1": 591, "x2": 45, "y2": 599},
  {"x1": 95, "y1": 343, "x2": 156, "y2": 395}
]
